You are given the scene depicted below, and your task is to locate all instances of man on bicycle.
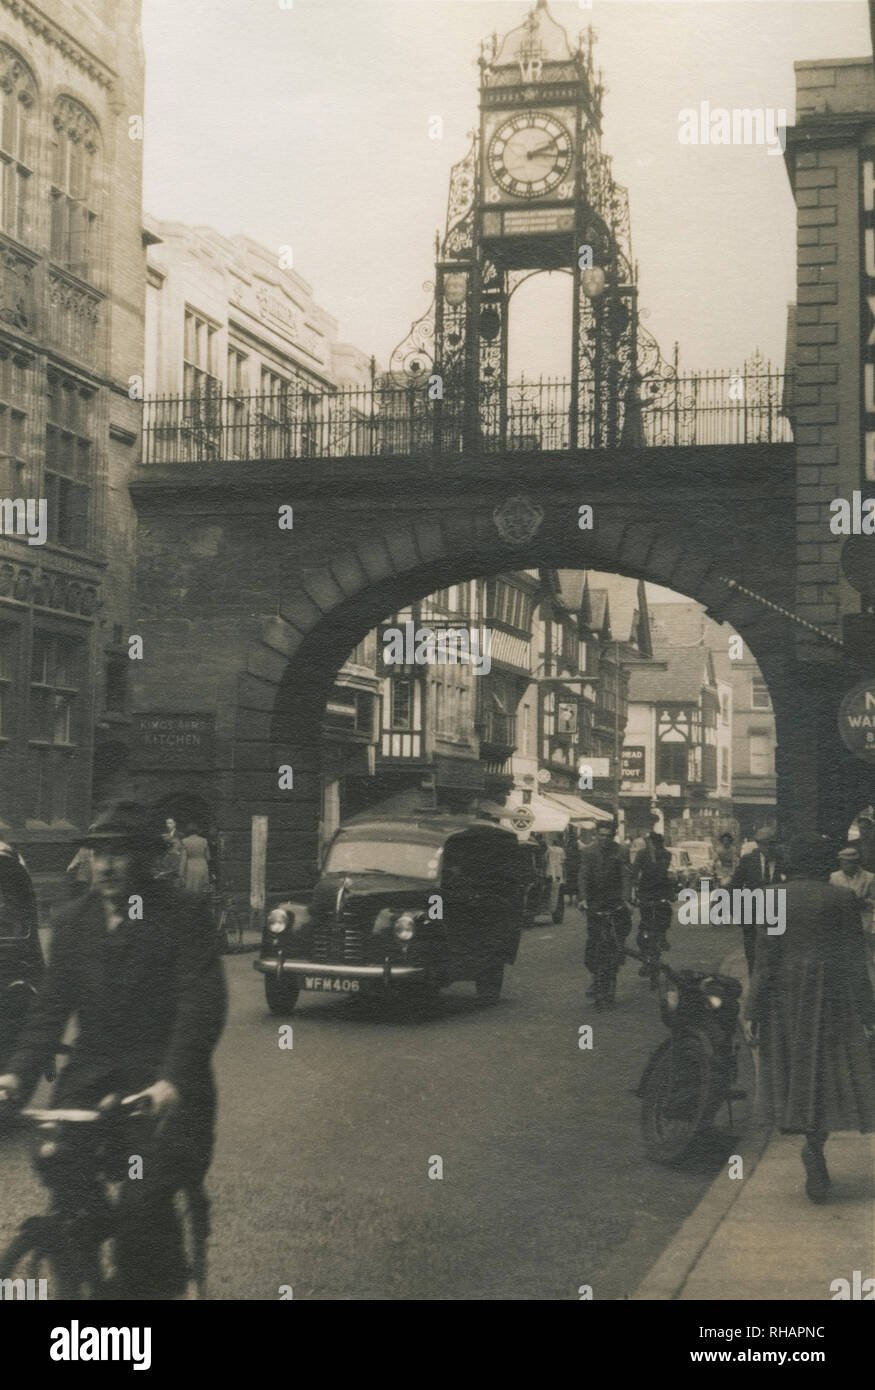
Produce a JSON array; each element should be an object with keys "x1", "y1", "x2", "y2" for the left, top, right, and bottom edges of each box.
[
  {"x1": 631, "y1": 818, "x2": 677, "y2": 976},
  {"x1": 0, "y1": 801, "x2": 227, "y2": 1299},
  {"x1": 579, "y1": 819, "x2": 632, "y2": 1002}
]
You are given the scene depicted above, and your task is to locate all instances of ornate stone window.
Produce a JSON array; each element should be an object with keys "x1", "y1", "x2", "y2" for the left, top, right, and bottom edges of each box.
[
  {"x1": 0, "y1": 46, "x2": 36, "y2": 244},
  {"x1": 45, "y1": 369, "x2": 93, "y2": 549},
  {"x1": 27, "y1": 629, "x2": 81, "y2": 823},
  {"x1": 49, "y1": 95, "x2": 100, "y2": 281}
]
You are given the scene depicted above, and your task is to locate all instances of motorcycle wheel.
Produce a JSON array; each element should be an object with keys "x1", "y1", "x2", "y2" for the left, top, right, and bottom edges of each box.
[{"x1": 641, "y1": 1035, "x2": 714, "y2": 1164}]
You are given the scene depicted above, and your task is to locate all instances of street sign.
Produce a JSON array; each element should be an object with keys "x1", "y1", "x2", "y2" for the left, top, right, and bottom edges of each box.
[
  {"x1": 621, "y1": 747, "x2": 646, "y2": 781},
  {"x1": 580, "y1": 756, "x2": 611, "y2": 779},
  {"x1": 838, "y1": 680, "x2": 875, "y2": 764},
  {"x1": 509, "y1": 805, "x2": 535, "y2": 832}
]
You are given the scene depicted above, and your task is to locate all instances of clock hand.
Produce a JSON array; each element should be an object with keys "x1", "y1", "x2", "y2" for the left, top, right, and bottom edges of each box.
[{"x1": 527, "y1": 143, "x2": 557, "y2": 159}]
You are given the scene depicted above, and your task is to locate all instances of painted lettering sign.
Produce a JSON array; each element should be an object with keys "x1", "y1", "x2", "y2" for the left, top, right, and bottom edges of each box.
[{"x1": 130, "y1": 713, "x2": 215, "y2": 768}]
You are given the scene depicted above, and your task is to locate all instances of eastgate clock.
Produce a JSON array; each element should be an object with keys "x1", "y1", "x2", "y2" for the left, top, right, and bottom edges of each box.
[{"x1": 487, "y1": 111, "x2": 573, "y2": 200}]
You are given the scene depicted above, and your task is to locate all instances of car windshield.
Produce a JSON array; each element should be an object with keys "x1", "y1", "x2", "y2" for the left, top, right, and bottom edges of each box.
[{"x1": 324, "y1": 838, "x2": 441, "y2": 881}]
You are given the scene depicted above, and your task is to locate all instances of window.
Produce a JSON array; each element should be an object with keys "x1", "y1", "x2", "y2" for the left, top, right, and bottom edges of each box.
[
  {"x1": 657, "y1": 741, "x2": 687, "y2": 786},
  {"x1": 720, "y1": 691, "x2": 730, "y2": 725},
  {"x1": 751, "y1": 677, "x2": 771, "y2": 711},
  {"x1": 0, "y1": 349, "x2": 27, "y2": 474},
  {"x1": 0, "y1": 47, "x2": 35, "y2": 243},
  {"x1": 227, "y1": 347, "x2": 249, "y2": 456},
  {"x1": 0, "y1": 622, "x2": 16, "y2": 741},
  {"x1": 50, "y1": 97, "x2": 100, "y2": 279},
  {"x1": 45, "y1": 372, "x2": 92, "y2": 549},
  {"x1": 29, "y1": 632, "x2": 80, "y2": 745},
  {"x1": 720, "y1": 747, "x2": 729, "y2": 783},
  {"x1": 391, "y1": 679, "x2": 412, "y2": 729},
  {"x1": 184, "y1": 310, "x2": 220, "y2": 398},
  {"x1": 749, "y1": 733, "x2": 771, "y2": 777},
  {"x1": 27, "y1": 632, "x2": 80, "y2": 823}
]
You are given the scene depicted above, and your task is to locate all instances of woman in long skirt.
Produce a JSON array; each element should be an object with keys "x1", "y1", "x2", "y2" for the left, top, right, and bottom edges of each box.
[{"x1": 744, "y1": 835, "x2": 875, "y2": 1202}]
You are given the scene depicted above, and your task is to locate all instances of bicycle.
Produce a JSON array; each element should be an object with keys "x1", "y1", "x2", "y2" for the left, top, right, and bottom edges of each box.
[
  {"x1": 586, "y1": 905, "x2": 630, "y2": 1009},
  {"x1": 212, "y1": 889, "x2": 248, "y2": 954},
  {"x1": 0, "y1": 1093, "x2": 208, "y2": 1299},
  {"x1": 636, "y1": 895, "x2": 674, "y2": 988}
]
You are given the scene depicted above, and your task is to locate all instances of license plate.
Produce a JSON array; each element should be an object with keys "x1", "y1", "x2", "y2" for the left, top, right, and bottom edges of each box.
[{"x1": 303, "y1": 976, "x2": 360, "y2": 993}]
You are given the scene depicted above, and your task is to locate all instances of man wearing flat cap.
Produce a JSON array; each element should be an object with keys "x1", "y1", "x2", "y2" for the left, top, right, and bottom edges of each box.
[
  {"x1": 0, "y1": 800, "x2": 227, "y2": 1298},
  {"x1": 730, "y1": 826, "x2": 786, "y2": 974},
  {"x1": 830, "y1": 845, "x2": 875, "y2": 951}
]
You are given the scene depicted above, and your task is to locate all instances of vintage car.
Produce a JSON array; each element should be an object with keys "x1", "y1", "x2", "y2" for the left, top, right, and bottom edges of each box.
[
  {"x1": 0, "y1": 844, "x2": 44, "y2": 1069},
  {"x1": 254, "y1": 812, "x2": 527, "y2": 1014}
]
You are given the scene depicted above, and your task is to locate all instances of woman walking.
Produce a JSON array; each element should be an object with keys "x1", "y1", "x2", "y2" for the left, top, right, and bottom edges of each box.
[
  {"x1": 181, "y1": 823, "x2": 211, "y2": 897},
  {"x1": 743, "y1": 835, "x2": 875, "y2": 1203}
]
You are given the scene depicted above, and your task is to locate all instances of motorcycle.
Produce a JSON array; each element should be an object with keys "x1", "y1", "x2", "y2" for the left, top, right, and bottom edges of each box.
[{"x1": 629, "y1": 949, "x2": 746, "y2": 1163}]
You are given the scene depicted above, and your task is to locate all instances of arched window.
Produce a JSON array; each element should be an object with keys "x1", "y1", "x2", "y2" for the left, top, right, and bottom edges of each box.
[
  {"x1": 0, "y1": 45, "x2": 36, "y2": 243},
  {"x1": 50, "y1": 95, "x2": 99, "y2": 280}
]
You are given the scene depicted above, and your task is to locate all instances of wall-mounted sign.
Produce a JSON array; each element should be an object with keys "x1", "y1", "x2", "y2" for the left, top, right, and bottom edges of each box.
[
  {"x1": 860, "y1": 151, "x2": 875, "y2": 480},
  {"x1": 130, "y1": 713, "x2": 215, "y2": 769},
  {"x1": 838, "y1": 680, "x2": 875, "y2": 764},
  {"x1": 621, "y1": 746, "x2": 646, "y2": 782}
]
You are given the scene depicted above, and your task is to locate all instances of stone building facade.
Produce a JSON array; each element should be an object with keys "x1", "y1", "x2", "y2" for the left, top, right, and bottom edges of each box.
[{"x1": 0, "y1": 0, "x2": 145, "y2": 873}]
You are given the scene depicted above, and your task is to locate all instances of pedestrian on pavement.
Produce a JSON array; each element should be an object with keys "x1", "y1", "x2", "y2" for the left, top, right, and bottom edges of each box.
[
  {"x1": 579, "y1": 818, "x2": 633, "y2": 1000},
  {"x1": 181, "y1": 823, "x2": 211, "y2": 897},
  {"x1": 631, "y1": 818, "x2": 676, "y2": 975},
  {"x1": 711, "y1": 831, "x2": 738, "y2": 889},
  {"x1": 0, "y1": 800, "x2": 228, "y2": 1296},
  {"x1": 830, "y1": 845, "x2": 875, "y2": 990},
  {"x1": 545, "y1": 835, "x2": 566, "y2": 917},
  {"x1": 730, "y1": 826, "x2": 786, "y2": 975},
  {"x1": 155, "y1": 815, "x2": 186, "y2": 888},
  {"x1": 564, "y1": 829, "x2": 581, "y2": 908},
  {"x1": 743, "y1": 834, "x2": 875, "y2": 1204}
]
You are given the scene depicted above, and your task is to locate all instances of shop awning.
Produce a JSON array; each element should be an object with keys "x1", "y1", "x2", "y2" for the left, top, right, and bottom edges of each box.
[
  {"x1": 541, "y1": 792, "x2": 615, "y2": 824},
  {"x1": 476, "y1": 795, "x2": 568, "y2": 835}
]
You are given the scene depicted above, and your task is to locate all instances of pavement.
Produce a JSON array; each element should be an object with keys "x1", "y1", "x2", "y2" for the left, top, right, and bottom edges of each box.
[{"x1": 633, "y1": 950, "x2": 875, "y2": 1301}]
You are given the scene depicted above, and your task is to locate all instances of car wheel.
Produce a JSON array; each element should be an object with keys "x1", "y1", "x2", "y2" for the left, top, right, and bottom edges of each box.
[
  {"x1": 475, "y1": 962, "x2": 504, "y2": 1005},
  {"x1": 264, "y1": 974, "x2": 300, "y2": 1015}
]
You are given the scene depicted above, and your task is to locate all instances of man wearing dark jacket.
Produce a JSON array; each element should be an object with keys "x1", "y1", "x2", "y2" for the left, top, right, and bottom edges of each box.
[
  {"x1": 631, "y1": 825, "x2": 676, "y2": 973},
  {"x1": 0, "y1": 801, "x2": 227, "y2": 1298},
  {"x1": 579, "y1": 820, "x2": 632, "y2": 1000},
  {"x1": 730, "y1": 825, "x2": 786, "y2": 974}
]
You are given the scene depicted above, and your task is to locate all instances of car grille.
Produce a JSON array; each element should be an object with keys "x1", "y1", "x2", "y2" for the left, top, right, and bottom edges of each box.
[{"x1": 309, "y1": 920, "x2": 368, "y2": 965}]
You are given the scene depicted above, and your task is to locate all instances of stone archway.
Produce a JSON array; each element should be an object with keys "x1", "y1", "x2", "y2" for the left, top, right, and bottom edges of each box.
[{"x1": 223, "y1": 509, "x2": 802, "y2": 896}]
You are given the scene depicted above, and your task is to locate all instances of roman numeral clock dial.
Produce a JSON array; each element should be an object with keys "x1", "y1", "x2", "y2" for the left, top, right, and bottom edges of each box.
[{"x1": 487, "y1": 112, "x2": 573, "y2": 199}]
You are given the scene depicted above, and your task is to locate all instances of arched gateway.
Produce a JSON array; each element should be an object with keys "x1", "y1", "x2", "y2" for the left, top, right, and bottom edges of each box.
[{"x1": 131, "y1": 2, "x2": 874, "y2": 896}]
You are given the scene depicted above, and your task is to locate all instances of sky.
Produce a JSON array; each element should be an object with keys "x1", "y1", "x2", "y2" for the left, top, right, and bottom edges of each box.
[{"x1": 141, "y1": 0, "x2": 872, "y2": 379}]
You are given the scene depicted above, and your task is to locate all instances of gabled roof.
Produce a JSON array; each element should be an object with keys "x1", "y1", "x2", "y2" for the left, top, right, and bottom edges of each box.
[{"x1": 629, "y1": 646, "x2": 717, "y2": 704}]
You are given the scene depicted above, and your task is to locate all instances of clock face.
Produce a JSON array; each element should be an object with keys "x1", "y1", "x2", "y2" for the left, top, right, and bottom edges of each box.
[{"x1": 487, "y1": 112, "x2": 573, "y2": 200}]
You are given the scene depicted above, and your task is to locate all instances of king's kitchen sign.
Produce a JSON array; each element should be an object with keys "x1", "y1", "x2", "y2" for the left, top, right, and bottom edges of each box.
[{"x1": 861, "y1": 153, "x2": 875, "y2": 480}]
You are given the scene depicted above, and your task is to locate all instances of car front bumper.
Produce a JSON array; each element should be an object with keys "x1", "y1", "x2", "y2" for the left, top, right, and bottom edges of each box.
[{"x1": 253, "y1": 956, "x2": 427, "y2": 984}]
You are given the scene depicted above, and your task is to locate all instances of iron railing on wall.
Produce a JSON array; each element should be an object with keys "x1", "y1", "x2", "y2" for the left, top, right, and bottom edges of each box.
[{"x1": 142, "y1": 368, "x2": 793, "y2": 465}]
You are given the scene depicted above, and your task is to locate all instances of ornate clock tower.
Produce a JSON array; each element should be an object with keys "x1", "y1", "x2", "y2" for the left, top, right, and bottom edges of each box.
[{"x1": 389, "y1": 0, "x2": 658, "y2": 454}]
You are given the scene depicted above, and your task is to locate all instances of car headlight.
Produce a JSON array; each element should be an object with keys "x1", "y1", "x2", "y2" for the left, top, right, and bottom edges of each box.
[
  {"x1": 393, "y1": 912, "x2": 416, "y2": 941},
  {"x1": 268, "y1": 909, "x2": 290, "y2": 935}
]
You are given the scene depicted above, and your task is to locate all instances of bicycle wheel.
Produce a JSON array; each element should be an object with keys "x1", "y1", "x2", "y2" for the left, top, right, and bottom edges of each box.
[
  {"x1": 641, "y1": 1035, "x2": 714, "y2": 1163},
  {"x1": 0, "y1": 1219, "x2": 96, "y2": 1298}
]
